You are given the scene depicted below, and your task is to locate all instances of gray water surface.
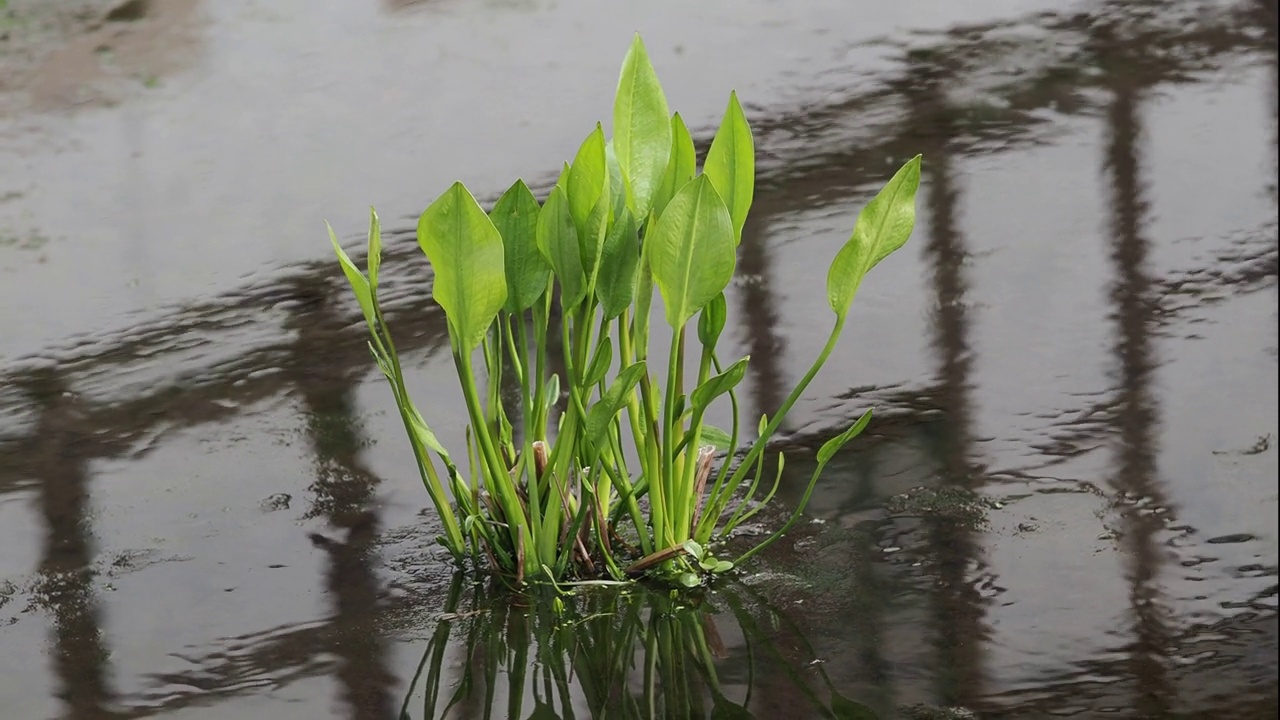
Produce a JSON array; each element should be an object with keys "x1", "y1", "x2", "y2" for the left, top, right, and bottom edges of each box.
[{"x1": 0, "y1": 0, "x2": 1276, "y2": 718}]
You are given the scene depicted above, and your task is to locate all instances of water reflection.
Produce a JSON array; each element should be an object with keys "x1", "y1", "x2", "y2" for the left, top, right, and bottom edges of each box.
[
  {"x1": 282, "y1": 275, "x2": 396, "y2": 719},
  {"x1": 16, "y1": 368, "x2": 121, "y2": 720},
  {"x1": 1096, "y1": 24, "x2": 1174, "y2": 716},
  {"x1": 401, "y1": 577, "x2": 879, "y2": 720}
]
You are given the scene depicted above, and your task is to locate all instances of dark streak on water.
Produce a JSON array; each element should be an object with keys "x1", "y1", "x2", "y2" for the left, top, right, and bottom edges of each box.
[{"x1": 0, "y1": 0, "x2": 1277, "y2": 718}]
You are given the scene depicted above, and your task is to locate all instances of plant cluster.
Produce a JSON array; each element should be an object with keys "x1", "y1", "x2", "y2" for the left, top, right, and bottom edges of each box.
[{"x1": 330, "y1": 35, "x2": 920, "y2": 587}]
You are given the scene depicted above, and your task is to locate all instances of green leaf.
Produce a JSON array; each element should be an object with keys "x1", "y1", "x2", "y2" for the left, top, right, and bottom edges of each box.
[
  {"x1": 691, "y1": 356, "x2": 749, "y2": 410},
  {"x1": 649, "y1": 174, "x2": 736, "y2": 328},
  {"x1": 568, "y1": 125, "x2": 608, "y2": 237},
  {"x1": 817, "y1": 409, "x2": 873, "y2": 465},
  {"x1": 329, "y1": 223, "x2": 374, "y2": 329},
  {"x1": 595, "y1": 206, "x2": 640, "y2": 320},
  {"x1": 712, "y1": 560, "x2": 734, "y2": 573},
  {"x1": 613, "y1": 34, "x2": 672, "y2": 220},
  {"x1": 827, "y1": 155, "x2": 921, "y2": 320},
  {"x1": 604, "y1": 140, "x2": 629, "y2": 222},
  {"x1": 699, "y1": 425, "x2": 733, "y2": 451},
  {"x1": 491, "y1": 180, "x2": 549, "y2": 313},
  {"x1": 585, "y1": 361, "x2": 647, "y2": 446},
  {"x1": 654, "y1": 112, "x2": 695, "y2": 220},
  {"x1": 678, "y1": 572, "x2": 700, "y2": 588},
  {"x1": 683, "y1": 539, "x2": 704, "y2": 558},
  {"x1": 703, "y1": 91, "x2": 754, "y2": 243},
  {"x1": 416, "y1": 182, "x2": 508, "y2": 351},
  {"x1": 584, "y1": 336, "x2": 613, "y2": 388},
  {"x1": 697, "y1": 292, "x2": 728, "y2": 348},
  {"x1": 536, "y1": 185, "x2": 586, "y2": 309}
]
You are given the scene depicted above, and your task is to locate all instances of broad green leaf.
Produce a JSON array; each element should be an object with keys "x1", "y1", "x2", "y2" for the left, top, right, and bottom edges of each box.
[
  {"x1": 817, "y1": 409, "x2": 873, "y2": 465},
  {"x1": 536, "y1": 185, "x2": 586, "y2": 309},
  {"x1": 417, "y1": 182, "x2": 508, "y2": 351},
  {"x1": 585, "y1": 361, "x2": 646, "y2": 446},
  {"x1": 491, "y1": 180, "x2": 549, "y2": 312},
  {"x1": 366, "y1": 208, "x2": 383, "y2": 292},
  {"x1": 691, "y1": 356, "x2": 749, "y2": 410},
  {"x1": 703, "y1": 91, "x2": 754, "y2": 243},
  {"x1": 683, "y1": 539, "x2": 704, "y2": 558},
  {"x1": 697, "y1": 292, "x2": 727, "y2": 348},
  {"x1": 329, "y1": 223, "x2": 375, "y2": 329},
  {"x1": 613, "y1": 34, "x2": 672, "y2": 220},
  {"x1": 595, "y1": 206, "x2": 640, "y2": 320},
  {"x1": 654, "y1": 112, "x2": 695, "y2": 220},
  {"x1": 649, "y1": 174, "x2": 736, "y2": 328},
  {"x1": 584, "y1": 336, "x2": 613, "y2": 388},
  {"x1": 827, "y1": 155, "x2": 921, "y2": 319},
  {"x1": 699, "y1": 425, "x2": 733, "y2": 451},
  {"x1": 679, "y1": 572, "x2": 700, "y2": 588},
  {"x1": 604, "y1": 140, "x2": 629, "y2": 221},
  {"x1": 568, "y1": 125, "x2": 608, "y2": 236}
]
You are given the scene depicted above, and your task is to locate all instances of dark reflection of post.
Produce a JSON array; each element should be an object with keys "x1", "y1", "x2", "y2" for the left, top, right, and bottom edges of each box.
[
  {"x1": 898, "y1": 54, "x2": 988, "y2": 708},
  {"x1": 1097, "y1": 28, "x2": 1173, "y2": 718},
  {"x1": 282, "y1": 277, "x2": 395, "y2": 720},
  {"x1": 17, "y1": 368, "x2": 121, "y2": 720},
  {"x1": 737, "y1": 219, "x2": 788, "y2": 425}
]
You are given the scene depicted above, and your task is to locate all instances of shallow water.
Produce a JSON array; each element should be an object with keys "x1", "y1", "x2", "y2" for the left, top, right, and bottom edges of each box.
[{"x1": 0, "y1": 0, "x2": 1276, "y2": 718}]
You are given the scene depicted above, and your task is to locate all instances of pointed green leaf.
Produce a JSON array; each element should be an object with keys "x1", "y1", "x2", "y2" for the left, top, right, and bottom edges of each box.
[
  {"x1": 568, "y1": 125, "x2": 608, "y2": 236},
  {"x1": 654, "y1": 112, "x2": 695, "y2": 220},
  {"x1": 703, "y1": 91, "x2": 755, "y2": 243},
  {"x1": 491, "y1": 180, "x2": 549, "y2": 313},
  {"x1": 585, "y1": 361, "x2": 647, "y2": 446},
  {"x1": 828, "y1": 155, "x2": 921, "y2": 319},
  {"x1": 595, "y1": 206, "x2": 640, "y2": 320},
  {"x1": 329, "y1": 223, "x2": 375, "y2": 329},
  {"x1": 649, "y1": 174, "x2": 736, "y2": 328},
  {"x1": 691, "y1": 356, "x2": 749, "y2": 410},
  {"x1": 683, "y1": 540, "x2": 704, "y2": 558},
  {"x1": 536, "y1": 185, "x2": 586, "y2": 309},
  {"x1": 817, "y1": 409, "x2": 873, "y2": 465},
  {"x1": 417, "y1": 183, "x2": 508, "y2": 351},
  {"x1": 613, "y1": 34, "x2": 672, "y2": 220}
]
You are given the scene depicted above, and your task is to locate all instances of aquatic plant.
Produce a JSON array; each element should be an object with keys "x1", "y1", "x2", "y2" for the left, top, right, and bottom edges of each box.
[{"x1": 330, "y1": 35, "x2": 920, "y2": 587}]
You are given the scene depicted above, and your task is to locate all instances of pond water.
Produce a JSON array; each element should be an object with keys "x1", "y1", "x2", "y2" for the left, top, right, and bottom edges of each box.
[{"x1": 0, "y1": 0, "x2": 1276, "y2": 718}]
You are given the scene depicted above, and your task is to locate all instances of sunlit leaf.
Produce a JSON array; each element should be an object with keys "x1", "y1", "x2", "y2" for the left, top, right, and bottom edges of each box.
[
  {"x1": 703, "y1": 91, "x2": 754, "y2": 243},
  {"x1": 614, "y1": 34, "x2": 672, "y2": 220},
  {"x1": 654, "y1": 112, "x2": 695, "y2": 220}
]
